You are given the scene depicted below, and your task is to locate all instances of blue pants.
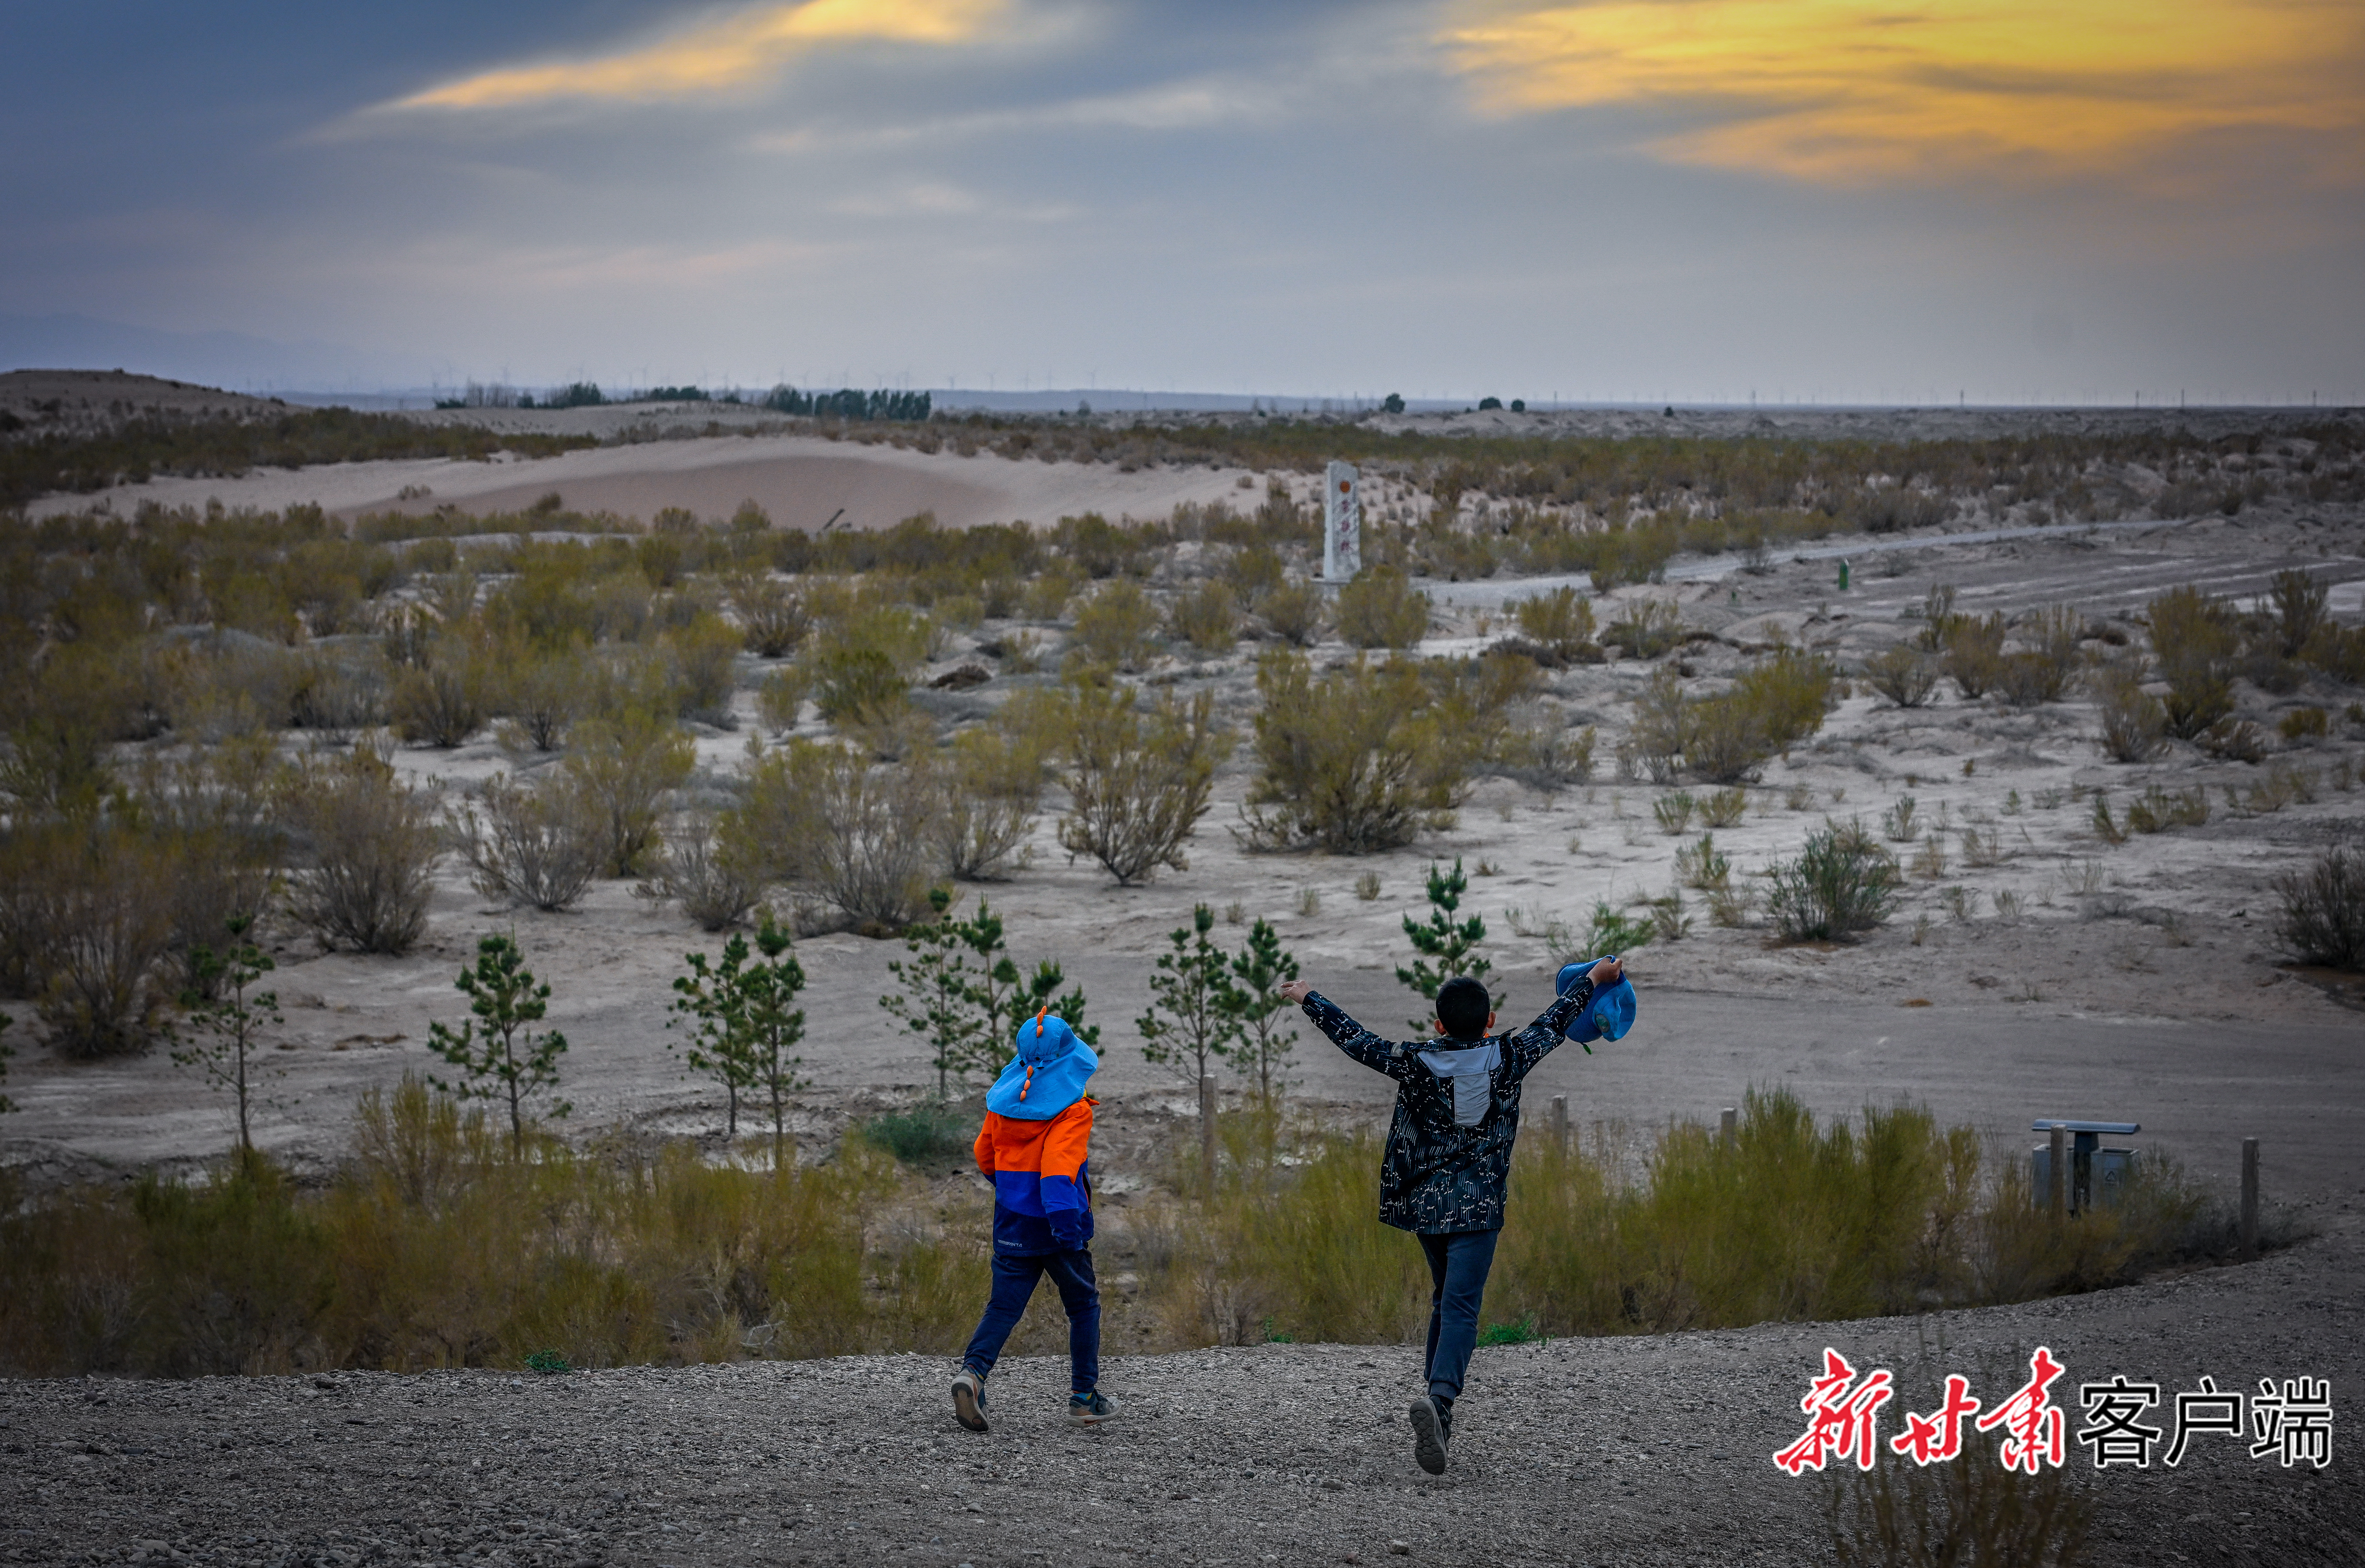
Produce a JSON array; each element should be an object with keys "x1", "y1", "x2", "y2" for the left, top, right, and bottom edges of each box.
[
  {"x1": 961, "y1": 1248, "x2": 1100, "y2": 1395},
  {"x1": 1417, "y1": 1228, "x2": 1501, "y2": 1403}
]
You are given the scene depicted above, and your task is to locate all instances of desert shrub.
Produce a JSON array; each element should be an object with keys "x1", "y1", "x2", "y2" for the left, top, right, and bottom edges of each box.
[
  {"x1": 634, "y1": 812, "x2": 761, "y2": 932},
  {"x1": 1021, "y1": 565, "x2": 1079, "y2": 622},
  {"x1": 2276, "y1": 846, "x2": 2364, "y2": 970},
  {"x1": 557, "y1": 709, "x2": 697, "y2": 877},
  {"x1": 1824, "y1": 1382, "x2": 2094, "y2": 1567},
  {"x1": 755, "y1": 664, "x2": 810, "y2": 735},
  {"x1": 859, "y1": 1099, "x2": 973, "y2": 1164},
  {"x1": 1940, "y1": 611, "x2": 2005, "y2": 699},
  {"x1": 1228, "y1": 544, "x2": 1285, "y2": 609},
  {"x1": 663, "y1": 614, "x2": 744, "y2": 723},
  {"x1": 1240, "y1": 653, "x2": 1472, "y2": 854},
  {"x1": 1699, "y1": 786, "x2": 1747, "y2": 828},
  {"x1": 2267, "y1": 568, "x2": 2330, "y2": 658},
  {"x1": 1860, "y1": 643, "x2": 1936, "y2": 708},
  {"x1": 2278, "y1": 706, "x2": 2329, "y2": 741},
  {"x1": 1072, "y1": 580, "x2": 1162, "y2": 669},
  {"x1": 389, "y1": 654, "x2": 494, "y2": 749},
  {"x1": 807, "y1": 742, "x2": 943, "y2": 931},
  {"x1": 1993, "y1": 605, "x2": 2081, "y2": 707},
  {"x1": 808, "y1": 645, "x2": 909, "y2": 726},
  {"x1": 2163, "y1": 673, "x2": 2233, "y2": 739},
  {"x1": 728, "y1": 573, "x2": 810, "y2": 658},
  {"x1": 1654, "y1": 793, "x2": 1695, "y2": 834},
  {"x1": 1509, "y1": 587, "x2": 1597, "y2": 660},
  {"x1": 1602, "y1": 598, "x2": 1683, "y2": 659},
  {"x1": 281, "y1": 745, "x2": 442, "y2": 955},
  {"x1": 2200, "y1": 716, "x2": 2265, "y2": 762},
  {"x1": 287, "y1": 646, "x2": 389, "y2": 740},
  {"x1": 1167, "y1": 579, "x2": 1238, "y2": 655},
  {"x1": 133, "y1": 742, "x2": 285, "y2": 995},
  {"x1": 1335, "y1": 566, "x2": 1429, "y2": 650},
  {"x1": 1843, "y1": 485, "x2": 1952, "y2": 534},
  {"x1": 1767, "y1": 819, "x2": 1900, "y2": 941},
  {"x1": 2096, "y1": 670, "x2": 2168, "y2": 762},
  {"x1": 451, "y1": 774, "x2": 600, "y2": 912},
  {"x1": 1054, "y1": 680, "x2": 1229, "y2": 885},
  {"x1": 1255, "y1": 578, "x2": 1326, "y2": 646},
  {"x1": 939, "y1": 723, "x2": 1046, "y2": 881},
  {"x1": 2147, "y1": 584, "x2": 2238, "y2": 735},
  {"x1": 0, "y1": 820, "x2": 174, "y2": 1057},
  {"x1": 1680, "y1": 649, "x2": 1835, "y2": 784}
]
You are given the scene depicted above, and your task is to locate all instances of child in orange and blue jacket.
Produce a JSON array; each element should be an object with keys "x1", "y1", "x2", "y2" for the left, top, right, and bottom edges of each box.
[{"x1": 950, "y1": 1009, "x2": 1118, "y2": 1432}]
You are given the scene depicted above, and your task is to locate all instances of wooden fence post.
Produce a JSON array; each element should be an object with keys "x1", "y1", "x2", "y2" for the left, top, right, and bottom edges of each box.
[
  {"x1": 1720, "y1": 1107, "x2": 1737, "y2": 1150},
  {"x1": 1552, "y1": 1095, "x2": 1569, "y2": 1154},
  {"x1": 2049, "y1": 1122, "x2": 2068, "y2": 1221}
]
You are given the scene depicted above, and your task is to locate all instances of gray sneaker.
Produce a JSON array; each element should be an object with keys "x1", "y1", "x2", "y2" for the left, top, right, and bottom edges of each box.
[
  {"x1": 1067, "y1": 1388, "x2": 1119, "y2": 1427},
  {"x1": 951, "y1": 1369, "x2": 990, "y2": 1433},
  {"x1": 1408, "y1": 1396, "x2": 1449, "y2": 1475}
]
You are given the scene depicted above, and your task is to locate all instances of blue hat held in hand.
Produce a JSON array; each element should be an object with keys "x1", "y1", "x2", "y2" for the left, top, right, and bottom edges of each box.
[
  {"x1": 1555, "y1": 958, "x2": 1637, "y2": 1050},
  {"x1": 985, "y1": 1008, "x2": 1098, "y2": 1121}
]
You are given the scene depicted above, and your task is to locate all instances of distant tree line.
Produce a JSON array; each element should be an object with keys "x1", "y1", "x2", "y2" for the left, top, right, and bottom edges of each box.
[{"x1": 761, "y1": 387, "x2": 932, "y2": 422}]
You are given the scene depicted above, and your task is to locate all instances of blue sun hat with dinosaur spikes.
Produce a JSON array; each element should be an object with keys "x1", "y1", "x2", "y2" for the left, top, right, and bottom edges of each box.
[
  {"x1": 1555, "y1": 957, "x2": 1637, "y2": 1051},
  {"x1": 985, "y1": 1007, "x2": 1098, "y2": 1121}
]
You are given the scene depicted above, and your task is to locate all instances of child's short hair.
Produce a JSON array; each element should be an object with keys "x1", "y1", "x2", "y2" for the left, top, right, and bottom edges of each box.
[{"x1": 1435, "y1": 976, "x2": 1490, "y2": 1040}]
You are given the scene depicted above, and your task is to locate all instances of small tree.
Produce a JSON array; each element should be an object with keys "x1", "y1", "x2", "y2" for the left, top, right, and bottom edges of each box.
[
  {"x1": 1139, "y1": 904, "x2": 1245, "y2": 1190},
  {"x1": 1397, "y1": 858, "x2": 1494, "y2": 1030},
  {"x1": 165, "y1": 916, "x2": 283, "y2": 1158},
  {"x1": 1055, "y1": 680, "x2": 1229, "y2": 886},
  {"x1": 426, "y1": 932, "x2": 571, "y2": 1155},
  {"x1": 882, "y1": 888, "x2": 1094, "y2": 1094},
  {"x1": 1224, "y1": 917, "x2": 1300, "y2": 1105},
  {"x1": 672, "y1": 913, "x2": 809, "y2": 1164},
  {"x1": 559, "y1": 707, "x2": 696, "y2": 877}
]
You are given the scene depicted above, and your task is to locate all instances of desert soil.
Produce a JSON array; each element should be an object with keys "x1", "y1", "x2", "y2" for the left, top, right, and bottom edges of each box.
[{"x1": 4, "y1": 1202, "x2": 2359, "y2": 1566}]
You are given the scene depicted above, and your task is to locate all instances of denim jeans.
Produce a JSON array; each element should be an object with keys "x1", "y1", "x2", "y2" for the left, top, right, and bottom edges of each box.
[
  {"x1": 1417, "y1": 1227, "x2": 1502, "y2": 1403},
  {"x1": 961, "y1": 1248, "x2": 1100, "y2": 1395}
]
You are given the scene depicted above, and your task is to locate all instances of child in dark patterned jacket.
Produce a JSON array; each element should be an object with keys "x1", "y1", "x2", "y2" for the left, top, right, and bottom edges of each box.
[{"x1": 1276, "y1": 956, "x2": 1623, "y2": 1475}]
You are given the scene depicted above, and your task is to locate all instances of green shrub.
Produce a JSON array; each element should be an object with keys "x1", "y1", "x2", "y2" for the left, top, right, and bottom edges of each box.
[
  {"x1": 634, "y1": 812, "x2": 762, "y2": 932},
  {"x1": 2278, "y1": 706, "x2": 2329, "y2": 741},
  {"x1": 2097, "y1": 671, "x2": 2168, "y2": 762},
  {"x1": 557, "y1": 708, "x2": 697, "y2": 877},
  {"x1": 859, "y1": 1100, "x2": 973, "y2": 1165},
  {"x1": 938, "y1": 723, "x2": 1046, "y2": 882},
  {"x1": 1241, "y1": 652, "x2": 1470, "y2": 854},
  {"x1": 805, "y1": 742, "x2": 943, "y2": 930},
  {"x1": 1767, "y1": 819, "x2": 1900, "y2": 941},
  {"x1": 663, "y1": 614, "x2": 744, "y2": 722},
  {"x1": 1072, "y1": 579, "x2": 1162, "y2": 669},
  {"x1": 1168, "y1": 579, "x2": 1239, "y2": 655},
  {"x1": 1602, "y1": 598, "x2": 1683, "y2": 659},
  {"x1": 1336, "y1": 566, "x2": 1429, "y2": 650},
  {"x1": 1053, "y1": 681, "x2": 1228, "y2": 885},
  {"x1": 1509, "y1": 586, "x2": 1597, "y2": 659},
  {"x1": 1940, "y1": 611, "x2": 2005, "y2": 699},
  {"x1": 1255, "y1": 578, "x2": 1325, "y2": 646},
  {"x1": 754, "y1": 664, "x2": 810, "y2": 735}
]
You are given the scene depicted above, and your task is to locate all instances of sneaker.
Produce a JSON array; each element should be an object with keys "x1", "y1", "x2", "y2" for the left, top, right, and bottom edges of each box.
[
  {"x1": 1067, "y1": 1388, "x2": 1119, "y2": 1427},
  {"x1": 951, "y1": 1368, "x2": 990, "y2": 1433},
  {"x1": 1408, "y1": 1396, "x2": 1449, "y2": 1475}
]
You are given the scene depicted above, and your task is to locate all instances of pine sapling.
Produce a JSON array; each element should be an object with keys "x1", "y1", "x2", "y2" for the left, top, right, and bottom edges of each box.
[
  {"x1": 1139, "y1": 904, "x2": 1245, "y2": 1188},
  {"x1": 675, "y1": 913, "x2": 810, "y2": 1164},
  {"x1": 165, "y1": 916, "x2": 283, "y2": 1159},
  {"x1": 426, "y1": 932, "x2": 571, "y2": 1155},
  {"x1": 1397, "y1": 858, "x2": 1495, "y2": 1030},
  {"x1": 1224, "y1": 917, "x2": 1300, "y2": 1105}
]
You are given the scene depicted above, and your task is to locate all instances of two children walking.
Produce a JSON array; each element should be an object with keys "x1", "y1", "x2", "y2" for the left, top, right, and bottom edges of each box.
[{"x1": 951, "y1": 957, "x2": 1623, "y2": 1475}]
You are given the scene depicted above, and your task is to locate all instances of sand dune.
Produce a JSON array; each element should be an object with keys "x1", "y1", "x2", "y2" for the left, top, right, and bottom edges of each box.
[{"x1": 28, "y1": 428, "x2": 1258, "y2": 532}]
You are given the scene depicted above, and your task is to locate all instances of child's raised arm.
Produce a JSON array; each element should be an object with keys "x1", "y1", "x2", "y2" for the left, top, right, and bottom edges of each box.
[{"x1": 1277, "y1": 979, "x2": 1406, "y2": 1078}]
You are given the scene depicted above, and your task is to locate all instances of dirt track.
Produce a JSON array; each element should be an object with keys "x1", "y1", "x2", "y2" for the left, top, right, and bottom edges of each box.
[{"x1": 5, "y1": 1202, "x2": 2359, "y2": 1566}]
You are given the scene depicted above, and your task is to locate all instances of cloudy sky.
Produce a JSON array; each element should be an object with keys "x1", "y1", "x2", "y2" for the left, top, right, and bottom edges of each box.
[{"x1": 4, "y1": 0, "x2": 2360, "y2": 403}]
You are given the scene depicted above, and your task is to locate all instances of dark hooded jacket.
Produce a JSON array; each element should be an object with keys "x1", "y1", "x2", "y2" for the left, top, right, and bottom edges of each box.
[{"x1": 1299, "y1": 982, "x2": 1592, "y2": 1234}]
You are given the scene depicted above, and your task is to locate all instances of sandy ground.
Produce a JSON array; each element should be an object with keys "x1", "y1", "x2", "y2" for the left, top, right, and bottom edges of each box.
[
  {"x1": 0, "y1": 370, "x2": 291, "y2": 438},
  {"x1": 4, "y1": 1202, "x2": 2359, "y2": 1565}
]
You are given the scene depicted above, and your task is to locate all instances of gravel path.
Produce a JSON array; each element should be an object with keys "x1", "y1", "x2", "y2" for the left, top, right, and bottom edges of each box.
[{"x1": 7, "y1": 1203, "x2": 2360, "y2": 1567}]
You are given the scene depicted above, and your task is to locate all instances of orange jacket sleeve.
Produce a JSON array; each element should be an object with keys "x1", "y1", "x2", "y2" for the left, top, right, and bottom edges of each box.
[
  {"x1": 974, "y1": 1116, "x2": 996, "y2": 1176},
  {"x1": 1038, "y1": 1099, "x2": 1094, "y2": 1181}
]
